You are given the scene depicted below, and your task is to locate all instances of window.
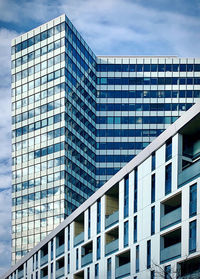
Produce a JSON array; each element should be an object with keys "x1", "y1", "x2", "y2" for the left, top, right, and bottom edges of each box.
[
  {"x1": 136, "y1": 245, "x2": 139, "y2": 273},
  {"x1": 36, "y1": 253, "x2": 38, "y2": 269},
  {"x1": 67, "y1": 253, "x2": 70, "y2": 274},
  {"x1": 152, "y1": 152, "x2": 156, "y2": 171},
  {"x1": 151, "y1": 270, "x2": 155, "y2": 279},
  {"x1": 165, "y1": 164, "x2": 172, "y2": 195},
  {"x1": 88, "y1": 207, "x2": 91, "y2": 239},
  {"x1": 76, "y1": 248, "x2": 79, "y2": 270},
  {"x1": 95, "y1": 263, "x2": 99, "y2": 279},
  {"x1": 51, "y1": 240, "x2": 53, "y2": 261},
  {"x1": 134, "y1": 168, "x2": 138, "y2": 213},
  {"x1": 166, "y1": 138, "x2": 172, "y2": 161},
  {"x1": 97, "y1": 236, "x2": 101, "y2": 260},
  {"x1": 68, "y1": 227, "x2": 70, "y2": 251},
  {"x1": 189, "y1": 184, "x2": 197, "y2": 217},
  {"x1": 189, "y1": 220, "x2": 196, "y2": 253},
  {"x1": 147, "y1": 240, "x2": 151, "y2": 269},
  {"x1": 124, "y1": 175, "x2": 129, "y2": 218},
  {"x1": 87, "y1": 267, "x2": 90, "y2": 279},
  {"x1": 151, "y1": 206, "x2": 155, "y2": 235},
  {"x1": 151, "y1": 174, "x2": 155, "y2": 203},
  {"x1": 134, "y1": 216, "x2": 137, "y2": 243},
  {"x1": 164, "y1": 265, "x2": 171, "y2": 279},
  {"x1": 97, "y1": 199, "x2": 101, "y2": 234},
  {"x1": 50, "y1": 263, "x2": 53, "y2": 279},
  {"x1": 107, "y1": 258, "x2": 111, "y2": 279},
  {"x1": 124, "y1": 221, "x2": 129, "y2": 247}
]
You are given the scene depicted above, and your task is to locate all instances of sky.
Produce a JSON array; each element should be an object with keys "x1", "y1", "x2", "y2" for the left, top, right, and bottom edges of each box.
[{"x1": 0, "y1": 0, "x2": 200, "y2": 275}]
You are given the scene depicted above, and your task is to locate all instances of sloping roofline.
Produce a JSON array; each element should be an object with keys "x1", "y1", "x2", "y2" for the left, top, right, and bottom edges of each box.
[{"x1": 2, "y1": 101, "x2": 200, "y2": 279}]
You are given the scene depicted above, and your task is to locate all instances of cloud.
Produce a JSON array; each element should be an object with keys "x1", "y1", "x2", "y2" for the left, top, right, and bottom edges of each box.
[
  {"x1": 1, "y1": 0, "x2": 200, "y2": 56},
  {"x1": 0, "y1": 28, "x2": 18, "y2": 275},
  {"x1": 0, "y1": 0, "x2": 58, "y2": 25},
  {"x1": 58, "y1": 0, "x2": 200, "y2": 56},
  {"x1": 0, "y1": 28, "x2": 18, "y2": 190},
  {"x1": 0, "y1": 189, "x2": 11, "y2": 276}
]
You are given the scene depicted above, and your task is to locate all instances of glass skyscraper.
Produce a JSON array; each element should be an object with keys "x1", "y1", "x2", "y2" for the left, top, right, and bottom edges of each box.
[{"x1": 11, "y1": 14, "x2": 200, "y2": 263}]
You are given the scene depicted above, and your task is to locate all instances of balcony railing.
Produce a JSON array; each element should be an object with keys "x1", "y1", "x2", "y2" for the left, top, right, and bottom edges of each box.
[
  {"x1": 40, "y1": 254, "x2": 48, "y2": 266},
  {"x1": 160, "y1": 242, "x2": 181, "y2": 263},
  {"x1": 178, "y1": 160, "x2": 200, "y2": 187},
  {"x1": 160, "y1": 207, "x2": 181, "y2": 230},
  {"x1": 41, "y1": 275, "x2": 48, "y2": 279},
  {"x1": 56, "y1": 244, "x2": 64, "y2": 257},
  {"x1": 74, "y1": 231, "x2": 84, "y2": 247},
  {"x1": 105, "y1": 211, "x2": 119, "y2": 229},
  {"x1": 116, "y1": 263, "x2": 130, "y2": 279},
  {"x1": 105, "y1": 239, "x2": 119, "y2": 255},
  {"x1": 56, "y1": 267, "x2": 64, "y2": 278},
  {"x1": 81, "y1": 252, "x2": 93, "y2": 267}
]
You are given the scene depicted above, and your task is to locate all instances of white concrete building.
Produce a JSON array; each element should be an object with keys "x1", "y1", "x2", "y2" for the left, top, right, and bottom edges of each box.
[{"x1": 5, "y1": 100, "x2": 200, "y2": 278}]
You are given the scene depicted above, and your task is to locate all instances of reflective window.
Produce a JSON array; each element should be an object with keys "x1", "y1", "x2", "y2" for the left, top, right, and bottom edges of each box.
[
  {"x1": 134, "y1": 169, "x2": 138, "y2": 213},
  {"x1": 97, "y1": 199, "x2": 101, "y2": 234},
  {"x1": 189, "y1": 220, "x2": 196, "y2": 253},
  {"x1": 189, "y1": 184, "x2": 197, "y2": 217},
  {"x1": 147, "y1": 240, "x2": 151, "y2": 269},
  {"x1": 136, "y1": 245, "x2": 139, "y2": 273},
  {"x1": 165, "y1": 164, "x2": 172, "y2": 195},
  {"x1": 124, "y1": 221, "x2": 129, "y2": 247},
  {"x1": 151, "y1": 206, "x2": 155, "y2": 235},
  {"x1": 124, "y1": 176, "x2": 129, "y2": 218}
]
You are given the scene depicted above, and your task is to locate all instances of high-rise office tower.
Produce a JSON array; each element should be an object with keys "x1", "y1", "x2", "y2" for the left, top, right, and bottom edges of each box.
[{"x1": 11, "y1": 14, "x2": 200, "y2": 263}]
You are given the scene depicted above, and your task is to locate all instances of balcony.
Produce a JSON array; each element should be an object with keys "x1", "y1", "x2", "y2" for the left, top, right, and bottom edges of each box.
[
  {"x1": 55, "y1": 267, "x2": 64, "y2": 279},
  {"x1": 40, "y1": 243, "x2": 48, "y2": 267},
  {"x1": 161, "y1": 228, "x2": 181, "y2": 263},
  {"x1": 161, "y1": 242, "x2": 181, "y2": 263},
  {"x1": 81, "y1": 252, "x2": 93, "y2": 267},
  {"x1": 180, "y1": 271, "x2": 200, "y2": 279},
  {"x1": 105, "y1": 211, "x2": 119, "y2": 229},
  {"x1": 161, "y1": 207, "x2": 181, "y2": 230},
  {"x1": 105, "y1": 227, "x2": 119, "y2": 256},
  {"x1": 40, "y1": 254, "x2": 48, "y2": 266},
  {"x1": 18, "y1": 270, "x2": 24, "y2": 279},
  {"x1": 81, "y1": 241, "x2": 93, "y2": 267},
  {"x1": 56, "y1": 244, "x2": 64, "y2": 257},
  {"x1": 105, "y1": 184, "x2": 119, "y2": 229},
  {"x1": 160, "y1": 193, "x2": 181, "y2": 230},
  {"x1": 178, "y1": 159, "x2": 200, "y2": 187},
  {"x1": 74, "y1": 270, "x2": 84, "y2": 279},
  {"x1": 116, "y1": 263, "x2": 130, "y2": 279},
  {"x1": 74, "y1": 213, "x2": 84, "y2": 247},
  {"x1": 41, "y1": 266, "x2": 48, "y2": 279},
  {"x1": 105, "y1": 239, "x2": 119, "y2": 256},
  {"x1": 56, "y1": 257, "x2": 64, "y2": 279},
  {"x1": 179, "y1": 256, "x2": 200, "y2": 278},
  {"x1": 56, "y1": 230, "x2": 65, "y2": 257},
  {"x1": 74, "y1": 232, "x2": 84, "y2": 247},
  {"x1": 116, "y1": 250, "x2": 130, "y2": 279}
]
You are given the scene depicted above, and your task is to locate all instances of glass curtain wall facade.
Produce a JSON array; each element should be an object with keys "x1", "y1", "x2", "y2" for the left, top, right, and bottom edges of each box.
[
  {"x1": 11, "y1": 14, "x2": 200, "y2": 263},
  {"x1": 96, "y1": 57, "x2": 200, "y2": 186},
  {"x1": 11, "y1": 15, "x2": 96, "y2": 263}
]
